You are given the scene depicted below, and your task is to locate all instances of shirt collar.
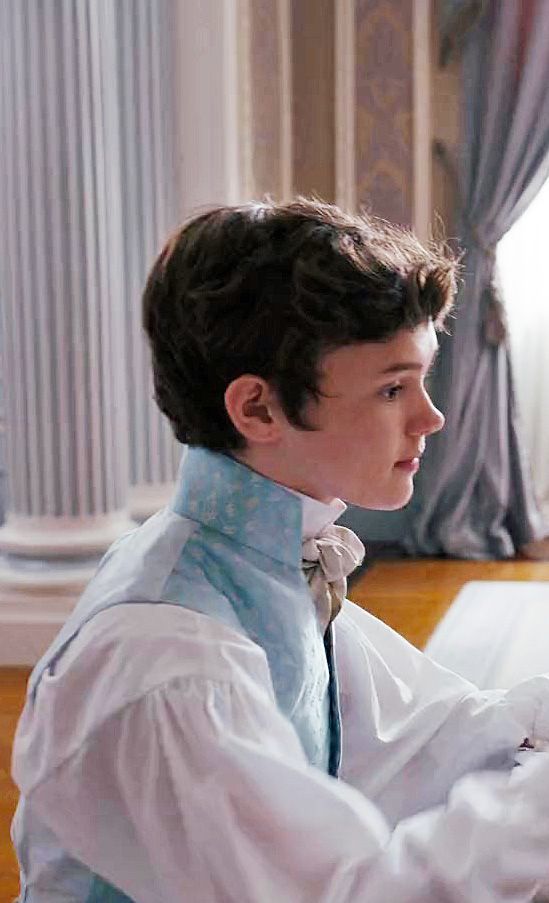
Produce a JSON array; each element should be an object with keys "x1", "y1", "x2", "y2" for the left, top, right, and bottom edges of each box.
[
  {"x1": 285, "y1": 486, "x2": 347, "y2": 541},
  {"x1": 169, "y1": 446, "x2": 347, "y2": 568}
]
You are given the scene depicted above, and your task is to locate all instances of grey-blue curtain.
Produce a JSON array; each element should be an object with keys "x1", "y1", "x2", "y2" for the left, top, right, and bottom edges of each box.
[{"x1": 406, "y1": 0, "x2": 549, "y2": 558}]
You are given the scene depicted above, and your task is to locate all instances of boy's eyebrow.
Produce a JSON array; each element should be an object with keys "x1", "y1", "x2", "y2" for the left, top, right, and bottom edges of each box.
[
  {"x1": 379, "y1": 348, "x2": 440, "y2": 375},
  {"x1": 380, "y1": 361, "x2": 423, "y2": 374}
]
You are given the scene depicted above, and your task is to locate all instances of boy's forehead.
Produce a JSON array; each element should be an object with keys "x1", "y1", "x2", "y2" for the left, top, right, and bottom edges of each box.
[
  {"x1": 321, "y1": 323, "x2": 438, "y2": 380},
  {"x1": 376, "y1": 328, "x2": 439, "y2": 373}
]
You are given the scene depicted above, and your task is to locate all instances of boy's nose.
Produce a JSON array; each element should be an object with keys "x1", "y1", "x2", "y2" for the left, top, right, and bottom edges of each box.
[
  {"x1": 428, "y1": 404, "x2": 445, "y2": 435},
  {"x1": 410, "y1": 397, "x2": 445, "y2": 437}
]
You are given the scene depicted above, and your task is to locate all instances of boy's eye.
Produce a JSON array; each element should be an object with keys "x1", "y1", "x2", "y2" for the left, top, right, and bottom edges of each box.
[{"x1": 381, "y1": 384, "x2": 403, "y2": 400}]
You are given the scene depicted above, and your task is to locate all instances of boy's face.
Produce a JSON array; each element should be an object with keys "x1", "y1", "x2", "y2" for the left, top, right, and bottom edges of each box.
[{"x1": 275, "y1": 321, "x2": 444, "y2": 509}]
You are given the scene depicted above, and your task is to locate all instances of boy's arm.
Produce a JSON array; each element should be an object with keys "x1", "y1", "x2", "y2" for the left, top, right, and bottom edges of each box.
[
  {"x1": 12, "y1": 605, "x2": 549, "y2": 903},
  {"x1": 338, "y1": 600, "x2": 549, "y2": 824}
]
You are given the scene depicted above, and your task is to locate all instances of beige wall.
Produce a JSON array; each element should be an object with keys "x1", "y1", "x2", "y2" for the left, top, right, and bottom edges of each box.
[
  {"x1": 292, "y1": 0, "x2": 336, "y2": 202},
  {"x1": 246, "y1": 0, "x2": 290, "y2": 199}
]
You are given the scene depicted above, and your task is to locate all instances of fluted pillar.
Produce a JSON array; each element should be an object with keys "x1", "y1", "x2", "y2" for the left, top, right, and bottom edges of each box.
[
  {"x1": 0, "y1": 0, "x2": 134, "y2": 662},
  {"x1": 115, "y1": 0, "x2": 183, "y2": 521}
]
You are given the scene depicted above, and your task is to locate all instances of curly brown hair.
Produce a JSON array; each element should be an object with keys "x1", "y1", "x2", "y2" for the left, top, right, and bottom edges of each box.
[{"x1": 142, "y1": 198, "x2": 458, "y2": 451}]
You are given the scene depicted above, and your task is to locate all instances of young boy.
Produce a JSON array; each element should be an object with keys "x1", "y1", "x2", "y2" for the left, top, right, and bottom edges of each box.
[{"x1": 11, "y1": 200, "x2": 549, "y2": 901}]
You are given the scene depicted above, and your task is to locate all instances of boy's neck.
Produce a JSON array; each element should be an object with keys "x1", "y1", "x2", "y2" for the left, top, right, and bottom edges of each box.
[{"x1": 229, "y1": 449, "x2": 335, "y2": 505}]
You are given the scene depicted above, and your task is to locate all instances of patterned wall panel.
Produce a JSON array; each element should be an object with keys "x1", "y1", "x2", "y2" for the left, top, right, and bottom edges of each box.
[{"x1": 355, "y1": 0, "x2": 414, "y2": 224}]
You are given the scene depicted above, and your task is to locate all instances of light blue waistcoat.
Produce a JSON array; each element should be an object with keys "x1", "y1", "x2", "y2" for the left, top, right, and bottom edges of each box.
[{"x1": 13, "y1": 447, "x2": 342, "y2": 902}]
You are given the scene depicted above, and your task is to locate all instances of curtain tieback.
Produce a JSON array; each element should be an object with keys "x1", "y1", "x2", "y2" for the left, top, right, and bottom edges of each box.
[{"x1": 433, "y1": 138, "x2": 507, "y2": 346}]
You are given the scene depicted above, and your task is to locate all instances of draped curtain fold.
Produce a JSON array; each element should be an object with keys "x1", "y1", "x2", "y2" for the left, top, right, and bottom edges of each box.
[{"x1": 406, "y1": 0, "x2": 549, "y2": 558}]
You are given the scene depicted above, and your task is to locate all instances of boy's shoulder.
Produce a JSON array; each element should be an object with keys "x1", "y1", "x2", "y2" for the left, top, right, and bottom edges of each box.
[
  {"x1": 51, "y1": 601, "x2": 272, "y2": 710},
  {"x1": 14, "y1": 603, "x2": 274, "y2": 795}
]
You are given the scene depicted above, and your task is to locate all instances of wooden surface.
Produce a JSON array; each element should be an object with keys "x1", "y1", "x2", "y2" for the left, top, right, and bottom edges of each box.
[
  {"x1": 1, "y1": 667, "x2": 29, "y2": 901},
  {"x1": 349, "y1": 558, "x2": 549, "y2": 649},
  {"x1": 2, "y1": 558, "x2": 549, "y2": 898}
]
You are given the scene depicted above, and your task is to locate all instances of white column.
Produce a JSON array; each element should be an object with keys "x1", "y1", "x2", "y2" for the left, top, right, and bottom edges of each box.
[
  {"x1": 175, "y1": 0, "x2": 243, "y2": 211},
  {"x1": 115, "y1": 0, "x2": 183, "y2": 521},
  {"x1": 0, "y1": 0, "x2": 134, "y2": 663},
  {"x1": 118, "y1": 0, "x2": 251, "y2": 522}
]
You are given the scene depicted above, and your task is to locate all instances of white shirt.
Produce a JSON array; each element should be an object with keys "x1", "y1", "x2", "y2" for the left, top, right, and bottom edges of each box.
[
  {"x1": 12, "y1": 595, "x2": 549, "y2": 902},
  {"x1": 11, "y1": 485, "x2": 549, "y2": 902}
]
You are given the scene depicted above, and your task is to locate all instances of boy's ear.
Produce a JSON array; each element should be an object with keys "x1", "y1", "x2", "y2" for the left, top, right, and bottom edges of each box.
[{"x1": 224, "y1": 376, "x2": 282, "y2": 444}]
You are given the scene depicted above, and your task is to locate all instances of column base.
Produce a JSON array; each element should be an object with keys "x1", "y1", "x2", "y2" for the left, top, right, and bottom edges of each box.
[
  {"x1": 128, "y1": 482, "x2": 175, "y2": 522},
  {"x1": 0, "y1": 511, "x2": 136, "y2": 558},
  {"x1": 0, "y1": 557, "x2": 96, "y2": 665}
]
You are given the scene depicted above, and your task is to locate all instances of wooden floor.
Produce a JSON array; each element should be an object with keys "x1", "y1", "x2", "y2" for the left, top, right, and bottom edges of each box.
[
  {"x1": 1, "y1": 667, "x2": 29, "y2": 901},
  {"x1": 2, "y1": 558, "x2": 549, "y2": 898},
  {"x1": 349, "y1": 557, "x2": 549, "y2": 648}
]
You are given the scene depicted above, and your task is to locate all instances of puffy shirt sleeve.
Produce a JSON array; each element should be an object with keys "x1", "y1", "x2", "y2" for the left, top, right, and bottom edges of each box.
[
  {"x1": 12, "y1": 604, "x2": 549, "y2": 903},
  {"x1": 337, "y1": 599, "x2": 549, "y2": 824}
]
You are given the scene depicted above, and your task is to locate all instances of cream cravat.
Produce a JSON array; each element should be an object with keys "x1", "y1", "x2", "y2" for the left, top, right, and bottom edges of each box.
[{"x1": 302, "y1": 525, "x2": 365, "y2": 633}]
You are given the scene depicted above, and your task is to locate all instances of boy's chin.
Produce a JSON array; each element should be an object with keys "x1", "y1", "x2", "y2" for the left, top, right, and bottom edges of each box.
[{"x1": 345, "y1": 485, "x2": 414, "y2": 511}]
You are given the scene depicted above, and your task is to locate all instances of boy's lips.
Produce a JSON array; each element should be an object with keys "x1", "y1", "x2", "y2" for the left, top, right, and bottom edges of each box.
[
  {"x1": 395, "y1": 444, "x2": 425, "y2": 467},
  {"x1": 394, "y1": 456, "x2": 421, "y2": 473}
]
